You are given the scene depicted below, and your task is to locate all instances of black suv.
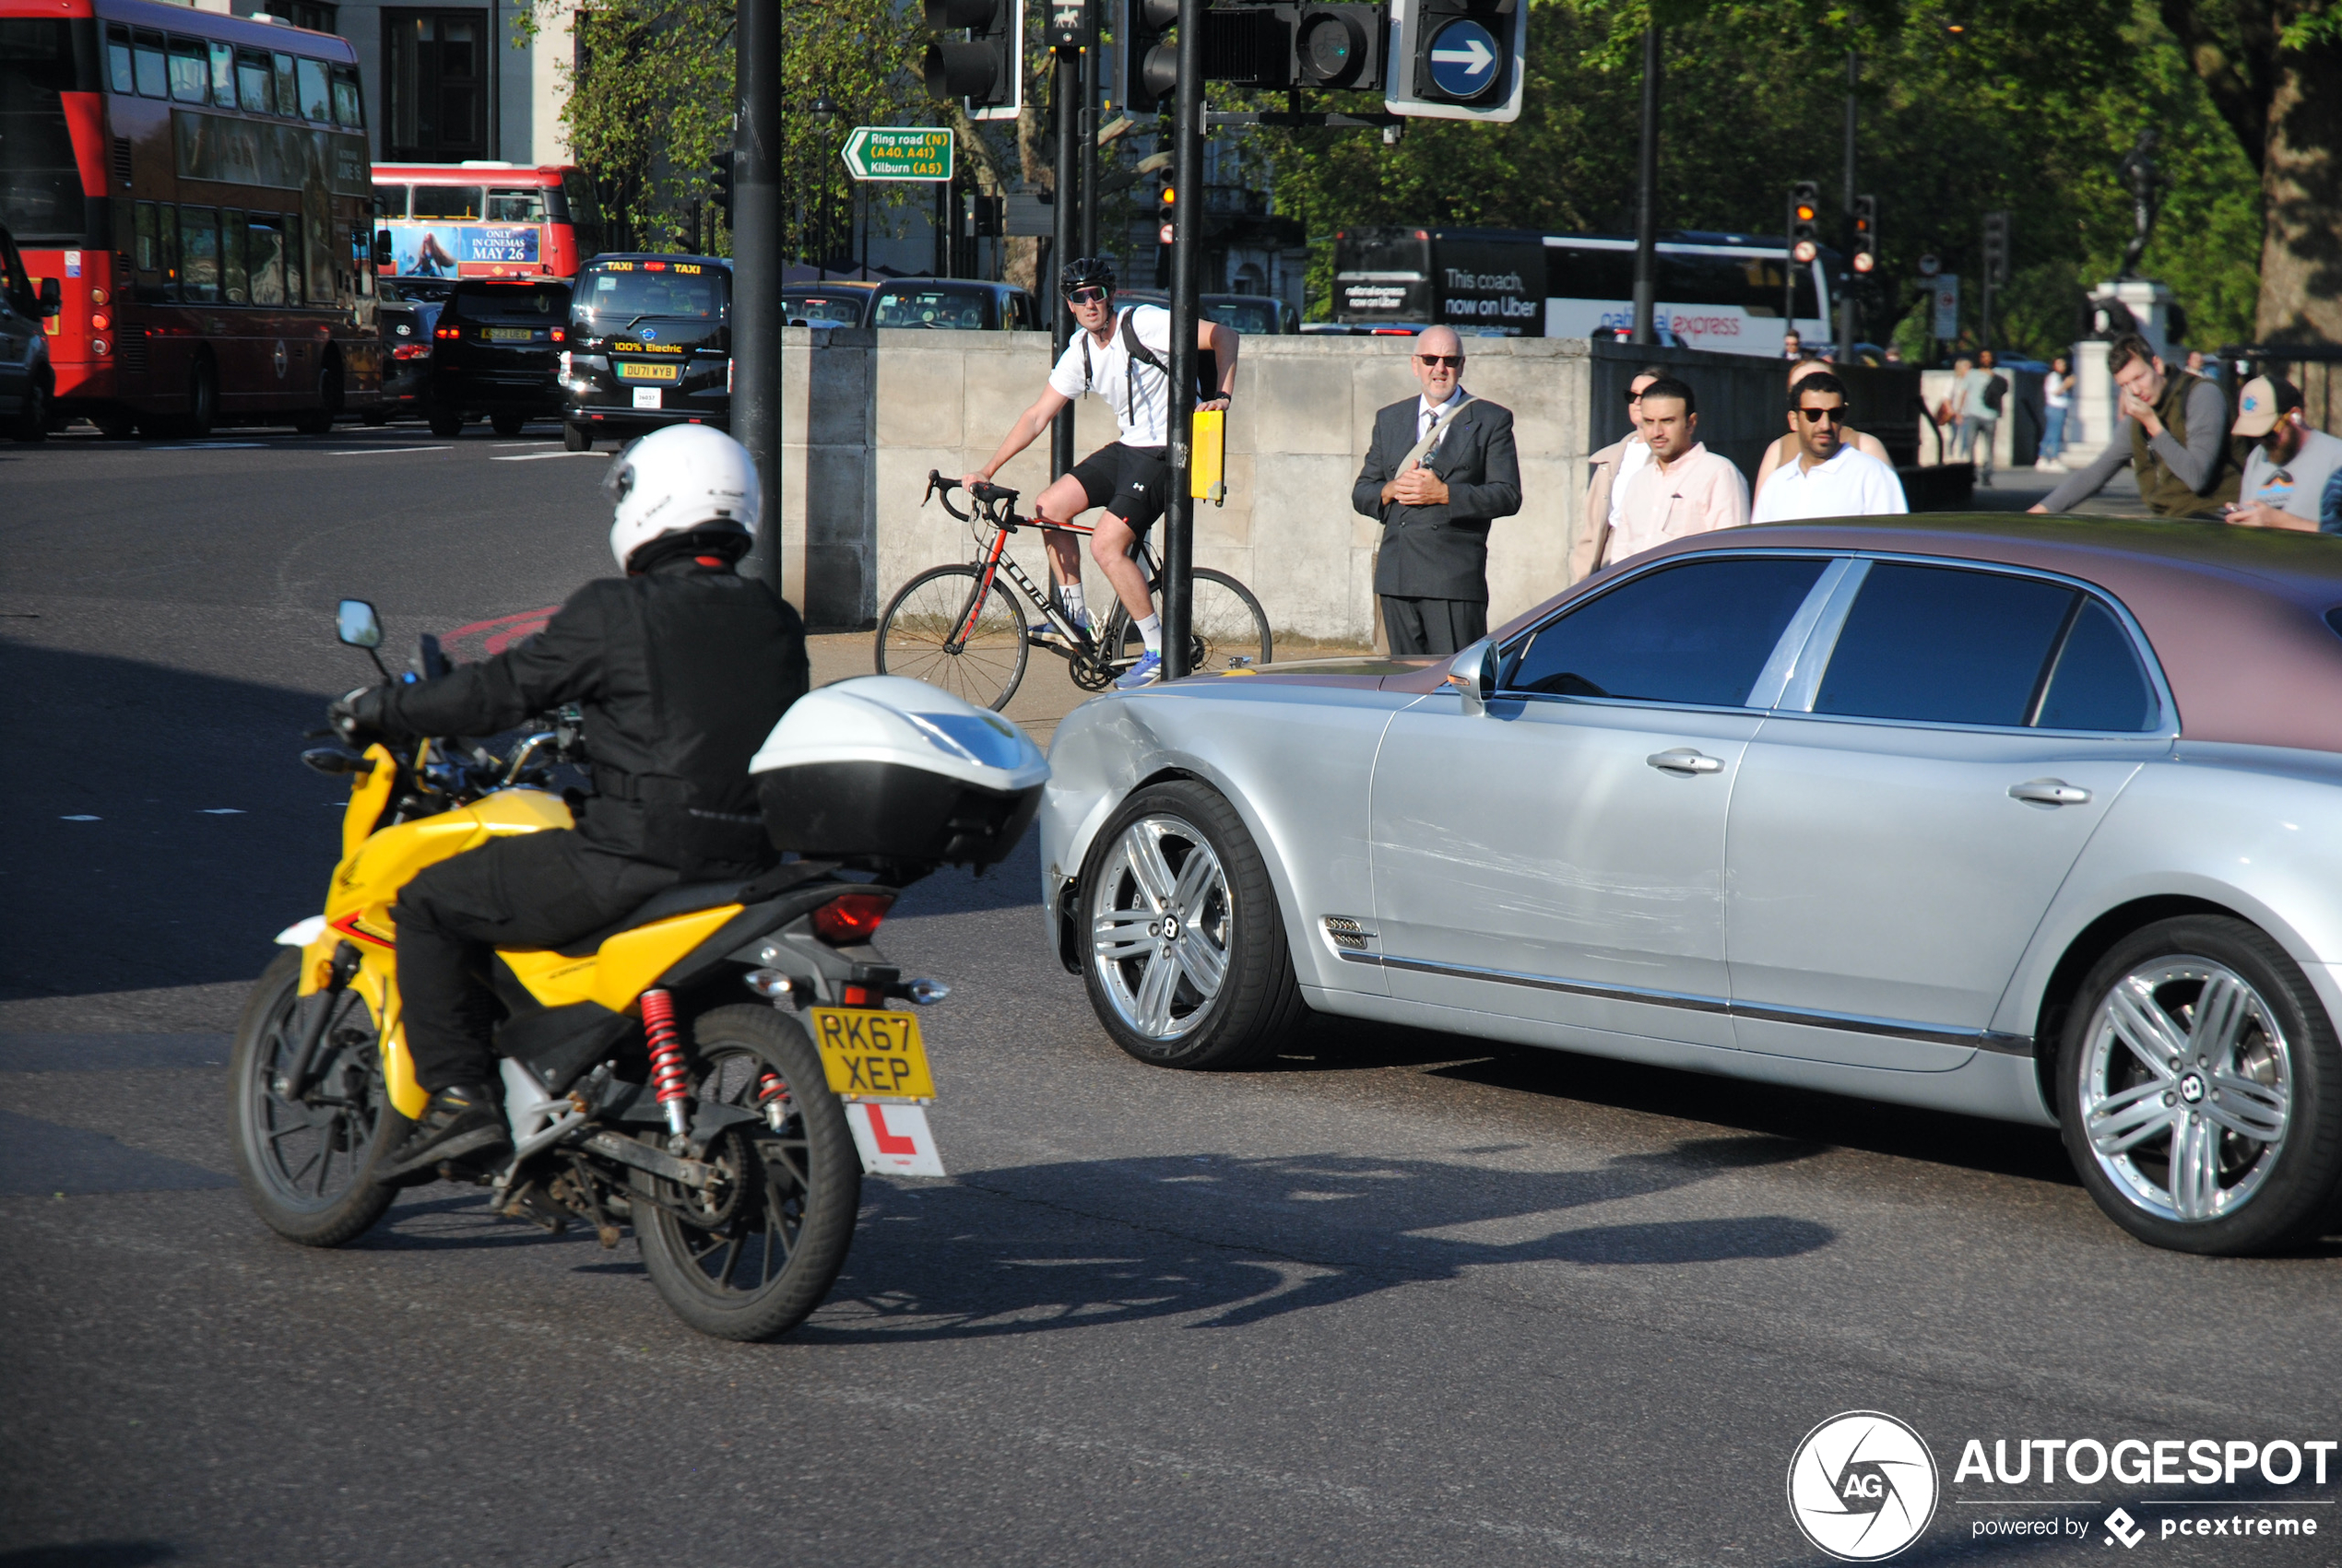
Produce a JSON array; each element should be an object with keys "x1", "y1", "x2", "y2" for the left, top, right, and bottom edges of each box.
[
  {"x1": 427, "y1": 277, "x2": 572, "y2": 437},
  {"x1": 562, "y1": 254, "x2": 730, "y2": 451}
]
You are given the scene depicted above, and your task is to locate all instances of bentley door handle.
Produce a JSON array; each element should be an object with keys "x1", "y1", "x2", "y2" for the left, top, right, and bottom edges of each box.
[
  {"x1": 1648, "y1": 749, "x2": 1724, "y2": 774},
  {"x1": 2009, "y1": 778, "x2": 2092, "y2": 806}
]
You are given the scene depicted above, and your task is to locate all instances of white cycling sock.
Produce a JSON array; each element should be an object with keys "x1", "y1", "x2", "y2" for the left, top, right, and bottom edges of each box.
[
  {"x1": 1058, "y1": 582, "x2": 1087, "y2": 627},
  {"x1": 1137, "y1": 614, "x2": 1162, "y2": 656}
]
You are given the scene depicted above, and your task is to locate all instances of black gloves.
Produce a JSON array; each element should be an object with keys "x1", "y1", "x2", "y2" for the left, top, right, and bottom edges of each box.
[{"x1": 327, "y1": 685, "x2": 390, "y2": 748}]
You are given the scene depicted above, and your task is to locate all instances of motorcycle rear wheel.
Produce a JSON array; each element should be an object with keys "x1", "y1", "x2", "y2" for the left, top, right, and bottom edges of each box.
[
  {"x1": 230, "y1": 949, "x2": 410, "y2": 1246},
  {"x1": 634, "y1": 1003, "x2": 862, "y2": 1341}
]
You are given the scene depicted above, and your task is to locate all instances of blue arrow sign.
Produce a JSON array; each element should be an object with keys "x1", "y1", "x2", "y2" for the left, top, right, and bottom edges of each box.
[{"x1": 1426, "y1": 18, "x2": 1498, "y2": 98}]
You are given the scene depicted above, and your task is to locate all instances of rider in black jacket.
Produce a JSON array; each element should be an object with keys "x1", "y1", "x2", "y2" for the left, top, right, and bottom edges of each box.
[{"x1": 333, "y1": 427, "x2": 808, "y2": 1175}]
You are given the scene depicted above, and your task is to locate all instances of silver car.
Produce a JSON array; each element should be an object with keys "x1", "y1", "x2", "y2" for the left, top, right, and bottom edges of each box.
[{"x1": 1040, "y1": 516, "x2": 2342, "y2": 1256}]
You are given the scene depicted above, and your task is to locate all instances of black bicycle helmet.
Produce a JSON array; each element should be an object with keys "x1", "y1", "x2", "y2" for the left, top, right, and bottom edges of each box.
[{"x1": 1059, "y1": 255, "x2": 1117, "y2": 295}]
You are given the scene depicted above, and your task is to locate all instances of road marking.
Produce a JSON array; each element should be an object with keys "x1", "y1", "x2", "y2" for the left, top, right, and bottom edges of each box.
[
  {"x1": 329, "y1": 445, "x2": 454, "y2": 456},
  {"x1": 490, "y1": 441, "x2": 549, "y2": 448},
  {"x1": 493, "y1": 451, "x2": 604, "y2": 461},
  {"x1": 60, "y1": 815, "x2": 100, "y2": 821},
  {"x1": 200, "y1": 808, "x2": 244, "y2": 815},
  {"x1": 144, "y1": 442, "x2": 266, "y2": 451}
]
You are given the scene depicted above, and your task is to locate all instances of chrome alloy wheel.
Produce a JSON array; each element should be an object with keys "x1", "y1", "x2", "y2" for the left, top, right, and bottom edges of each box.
[
  {"x1": 2078, "y1": 958, "x2": 2293, "y2": 1223},
  {"x1": 1089, "y1": 815, "x2": 1233, "y2": 1041}
]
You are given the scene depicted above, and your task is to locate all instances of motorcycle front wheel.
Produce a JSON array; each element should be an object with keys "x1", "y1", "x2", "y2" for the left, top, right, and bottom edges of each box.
[
  {"x1": 230, "y1": 949, "x2": 410, "y2": 1246},
  {"x1": 633, "y1": 1004, "x2": 862, "y2": 1341}
]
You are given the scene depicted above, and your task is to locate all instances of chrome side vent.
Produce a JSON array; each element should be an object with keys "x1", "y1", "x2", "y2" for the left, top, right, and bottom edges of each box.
[{"x1": 1321, "y1": 915, "x2": 1377, "y2": 951}]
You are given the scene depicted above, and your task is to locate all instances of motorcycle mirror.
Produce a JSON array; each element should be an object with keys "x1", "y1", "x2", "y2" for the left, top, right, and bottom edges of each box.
[{"x1": 337, "y1": 598, "x2": 384, "y2": 650}]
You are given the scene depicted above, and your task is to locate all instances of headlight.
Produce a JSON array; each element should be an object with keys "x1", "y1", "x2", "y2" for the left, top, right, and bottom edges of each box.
[{"x1": 559, "y1": 350, "x2": 572, "y2": 378}]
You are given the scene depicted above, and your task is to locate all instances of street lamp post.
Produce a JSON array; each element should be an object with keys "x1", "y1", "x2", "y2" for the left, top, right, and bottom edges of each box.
[
  {"x1": 1630, "y1": 26, "x2": 1660, "y2": 347},
  {"x1": 1839, "y1": 50, "x2": 1860, "y2": 357},
  {"x1": 811, "y1": 96, "x2": 835, "y2": 280}
]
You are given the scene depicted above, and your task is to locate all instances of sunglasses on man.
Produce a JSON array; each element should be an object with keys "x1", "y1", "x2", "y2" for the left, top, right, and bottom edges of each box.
[
  {"x1": 1415, "y1": 354, "x2": 1464, "y2": 369},
  {"x1": 1065, "y1": 286, "x2": 1111, "y2": 305},
  {"x1": 1796, "y1": 404, "x2": 1846, "y2": 424}
]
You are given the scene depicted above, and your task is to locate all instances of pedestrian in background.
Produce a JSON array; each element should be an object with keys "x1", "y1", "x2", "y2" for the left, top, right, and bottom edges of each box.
[
  {"x1": 1352, "y1": 325, "x2": 1521, "y2": 655},
  {"x1": 1751, "y1": 371, "x2": 1908, "y2": 522},
  {"x1": 2037, "y1": 354, "x2": 2074, "y2": 472},
  {"x1": 2032, "y1": 334, "x2": 2244, "y2": 518},
  {"x1": 2222, "y1": 375, "x2": 2342, "y2": 533},
  {"x1": 1781, "y1": 329, "x2": 1803, "y2": 360},
  {"x1": 1951, "y1": 348, "x2": 2005, "y2": 487},
  {"x1": 1569, "y1": 364, "x2": 1665, "y2": 583},
  {"x1": 2185, "y1": 349, "x2": 2207, "y2": 377},
  {"x1": 1754, "y1": 358, "x2": 1890, "y2": 500},
  {"x1": 1596, "y1": 377, "x2": 1748, "y2": 569}
]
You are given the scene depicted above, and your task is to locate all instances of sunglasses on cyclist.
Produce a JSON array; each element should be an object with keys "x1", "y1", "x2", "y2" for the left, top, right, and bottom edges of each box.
[
  {"x1": 1065, "y1": 286, "x2": 1111, "y2": 305},
  {"x1": 1416, "y1": 354, "x2": 1464, "y2": 369},
  {"x1": 1797, "y1": 404, "x2": 1846, "y2": 423}
]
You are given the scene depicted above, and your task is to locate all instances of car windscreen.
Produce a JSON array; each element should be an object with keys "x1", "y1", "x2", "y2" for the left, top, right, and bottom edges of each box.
[
  {"x1": 1205, "y1": 299, "x2": 1282, "y2": 334},
  {"x1": 576, "y1": 265, "x2": 725, "y2": 323},
  {"x1": 873, "y1": 286, "x2": 993, "y2": 329},
  {"x1": 447, "y1": 282, "x2": 569, "y2": 322}
]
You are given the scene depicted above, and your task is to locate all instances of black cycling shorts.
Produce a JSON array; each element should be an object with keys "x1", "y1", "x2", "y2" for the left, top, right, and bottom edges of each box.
[{"x1": 1066, "y1": 442, "x2": 1170, "y2": 534}]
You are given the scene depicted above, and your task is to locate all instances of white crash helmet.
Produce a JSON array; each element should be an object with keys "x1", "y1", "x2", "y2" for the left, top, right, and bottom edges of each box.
[{"x1": 604, "y1": 425, "x2": 761, "y2": 571}]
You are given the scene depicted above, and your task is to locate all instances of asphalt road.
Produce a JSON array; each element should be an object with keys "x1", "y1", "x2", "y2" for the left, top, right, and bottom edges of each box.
[{"x1": 4, "y1": 421, "x2": 2338, "y2": 1568}]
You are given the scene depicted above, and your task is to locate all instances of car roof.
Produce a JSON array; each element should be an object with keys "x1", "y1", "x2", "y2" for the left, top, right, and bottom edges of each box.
[
  {"x1": 1538, "y1": 515, "x2": 2342, "y2": 754},
  {"x1": 586, "y1": 253, "x2": 729, "y2": 268}
]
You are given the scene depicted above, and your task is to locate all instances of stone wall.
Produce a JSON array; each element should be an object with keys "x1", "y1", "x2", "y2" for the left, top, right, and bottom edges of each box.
[{"x1": 778, "y1": 326, "x2": 1824, "y2": 642}]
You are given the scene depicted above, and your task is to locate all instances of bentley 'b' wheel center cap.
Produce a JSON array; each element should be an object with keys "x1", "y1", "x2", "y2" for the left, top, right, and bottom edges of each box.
[
  {"x1": 2178, "y1": 1072, "x2": 2206, "y2": 1104},
  {"x1": 1162, "y1": 917, "x2": 1181, "y2": 941}
]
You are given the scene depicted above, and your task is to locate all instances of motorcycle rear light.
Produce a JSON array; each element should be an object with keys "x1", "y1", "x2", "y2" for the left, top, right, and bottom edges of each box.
[
  {"x1": 840, "y1": 984, "x2": 879, "y2": 1007},
  {"x1": 810, "y1": 891, "x2": 893, "y2": 946}
]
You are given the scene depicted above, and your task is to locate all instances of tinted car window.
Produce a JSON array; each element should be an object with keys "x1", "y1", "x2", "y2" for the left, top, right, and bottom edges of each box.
[
  {"x1": 1816, "y1": 563, "x2": 2076, "y2": 726},
  {"x1": 580, "y1": 265, "x2": 722, "y2": 322},
  {"x1": 2034, "y1": 600, "x2": 2158, "y2": 731},
  {"x1": 1507, "y1": 557, "x2": 1827, "y2": 707},
  {"x1": 874, "y1": 286, "x2": 993, "y2": 329}
]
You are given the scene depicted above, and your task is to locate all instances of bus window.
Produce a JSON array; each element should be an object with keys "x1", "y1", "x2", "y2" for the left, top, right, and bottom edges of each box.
[
  {"x1": 221, "y1": 206, "x2": 247, "y2": 303},
  {"x1": 296, "y1": 58, "x2": 330, "y2": 122},
  {"x1": 107, "y1": 25, "x2": 134, "y2": 94},
  {"x1": 272, "y1": 53, "x2": 297, "y2": 116},
  {"x1": 373, "y1": 184, "x2": 408, "y2": 218},
  {"x1": 2, "y1": 16, "x2": 88, "y2": 242},
  {"x1": 330, "y1": 64, "x2": 362, "y2": 128},
  {"x1": 235, "y1": 46, "x2": 271, "y2": 113},
  {"x1": 133, "y1": 29, "x2": 167, "y2": 98},
  {"x1": 181, "y1": 207, "x2": 220, "y2": 302},
  {"x1": 1544, "y1": 244, "x2": 1635, "y2": 302},
  {"x1": 413, "y1": 185, "x2": 483, "y2": 220},
  {"x1": 304, "y1": 212, "x2": 330, "y2": 304},
  {"x1": 167, "y1": 37, "x2": 207, "y2": 103},
  {"x1": 560, "y1": 170, "x2": 604, "y2": 255},
  {"x1": 206, "y1": 41, "x2": 234, "y2": 107},
  {"x1": 485, "y1": 186, "x2": 547, "y2": 223},
  {"x1": 247, "y1": 215, "x2": 286, "y2": 307},
  {"x1": 134, "y1": 201, "x2": 157, "y2": 273}
]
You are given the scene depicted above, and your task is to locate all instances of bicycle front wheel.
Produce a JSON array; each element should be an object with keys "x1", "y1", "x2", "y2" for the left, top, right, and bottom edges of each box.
[
  {"x1": 876, "y1": 565, "x2": 1030, "y2": 711},
  {"x1": 1189, "y1": 569, "x2": 1272, "y2": 672}
]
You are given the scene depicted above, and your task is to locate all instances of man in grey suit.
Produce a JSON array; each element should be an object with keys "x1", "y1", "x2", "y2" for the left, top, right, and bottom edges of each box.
[{"x1": 1351, "y1": 326, "x2": 1522, "y2": 654}]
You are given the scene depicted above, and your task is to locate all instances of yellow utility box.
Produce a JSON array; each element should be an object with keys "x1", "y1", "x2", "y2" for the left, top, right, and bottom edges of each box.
[{"x1": 1189, "y1": 408, "x2": 1226, "y2": 505}]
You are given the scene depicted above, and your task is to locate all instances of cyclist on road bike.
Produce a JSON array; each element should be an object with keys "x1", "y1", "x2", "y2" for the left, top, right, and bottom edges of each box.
[{"x1": 961, "y1": 256, "x2": 1236, "y2": 689}]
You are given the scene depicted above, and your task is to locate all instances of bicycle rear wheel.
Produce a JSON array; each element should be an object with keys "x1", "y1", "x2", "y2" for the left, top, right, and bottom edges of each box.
[
  {"x1": 876, "y1": 565, "x2": 1030, "y2": 711},
  {"x1": 1096, "y1": 569, "x2": 1273, "y2": 678}
]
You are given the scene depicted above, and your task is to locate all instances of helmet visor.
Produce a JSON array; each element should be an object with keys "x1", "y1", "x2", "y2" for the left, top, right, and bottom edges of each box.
[{"x1": 602, "y1": 438, "x2": 645, "y2": 507}]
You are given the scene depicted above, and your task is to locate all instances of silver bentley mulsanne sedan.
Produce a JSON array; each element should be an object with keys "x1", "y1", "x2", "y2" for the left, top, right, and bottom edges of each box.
[{"x1": 1039, "y1": 515, "x2": 2342, "y2": 1256}]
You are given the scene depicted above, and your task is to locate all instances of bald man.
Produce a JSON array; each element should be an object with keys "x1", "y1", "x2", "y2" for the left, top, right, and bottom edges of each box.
[{"x1": 1351, "y1": 326, "x2": 1521, "y2": 655}]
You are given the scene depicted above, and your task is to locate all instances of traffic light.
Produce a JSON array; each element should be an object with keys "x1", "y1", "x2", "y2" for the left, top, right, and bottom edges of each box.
[
  {"x1": 1388, "y1": 0, "x2": 1524, "y2": 122},
  {"x1": 709, "y1": 160, "x2": 734, "y2": 229},
  {"x1": 1123, "y1": 0, "x2": 1179, "y2": 115},
  {"x1": 1155, "y1": 171, "x2": 1177, "y2": 247},
  {"x1": 1981, "y1": 209, "x2": 2010, "y2": 285},
  {"x1": 923, "y1": 0, "x2": 1023, "y2": 122},
  {"x1": 1850, "y1": 193, "x2": 1876, "y2": 274},
  {"x1": 1789, "y1": 181, "x2": 1820, "y2": 265},
  {"x1": 1293, "y1": 5, "x2": 1382, "y2": 88}
]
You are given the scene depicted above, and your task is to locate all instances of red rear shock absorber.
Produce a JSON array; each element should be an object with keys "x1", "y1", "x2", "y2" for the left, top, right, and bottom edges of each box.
[
  {"x1": 640, "y1": 988, "x2": 692, "y2": 1137},
  {"x1": 756, "y1": 1071, "x2": 792, "y2": 1130}
]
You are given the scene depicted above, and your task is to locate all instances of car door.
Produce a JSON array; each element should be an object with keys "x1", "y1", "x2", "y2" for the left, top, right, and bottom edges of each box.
[
  {"x1": 1724, "y1": 558, "x2": 2173, "y2": 1070},
  {"x1": 1368, "y1": 552, "x2": 1838, "y2": 1047}
]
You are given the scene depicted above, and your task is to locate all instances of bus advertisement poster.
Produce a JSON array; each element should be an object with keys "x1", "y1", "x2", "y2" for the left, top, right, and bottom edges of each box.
[{"x1": 386, "y1": 225, "x2": 544, "y2": 277}]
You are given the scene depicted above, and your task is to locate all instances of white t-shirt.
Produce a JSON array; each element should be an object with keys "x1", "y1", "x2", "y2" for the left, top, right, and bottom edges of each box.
[
  {"x1": 2044, "y1": 371, "x2": 2072, "y2": 408},
  {"x1": 1609, "y1": 436, "x2": 1652, "y2": 528},
  {"x1": 2239, "y1": 429, "x2": 2342, "y2": 528},
  {"x1": 1749, "y1": 444, "x2": 1910, "y2": 524},
  {"x1": 1048, "y1": 305, "x2": 1175, "y2": 448}
]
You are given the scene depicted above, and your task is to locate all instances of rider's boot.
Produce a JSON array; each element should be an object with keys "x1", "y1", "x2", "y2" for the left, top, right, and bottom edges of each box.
[{"x1": 378, "y1": 1081, "x2": 511, "y2": 1177}]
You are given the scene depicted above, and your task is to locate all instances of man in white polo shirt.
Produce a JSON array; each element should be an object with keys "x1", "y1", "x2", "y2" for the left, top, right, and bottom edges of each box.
[{"x1": 1750, "y1": 370, "x2": 1909, "y2": 523}]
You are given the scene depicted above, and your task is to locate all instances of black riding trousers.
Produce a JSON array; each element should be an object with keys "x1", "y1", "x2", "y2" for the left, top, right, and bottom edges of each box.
[{"x1": 392, "y1": 829, "x2": 680, "y2": 1092}]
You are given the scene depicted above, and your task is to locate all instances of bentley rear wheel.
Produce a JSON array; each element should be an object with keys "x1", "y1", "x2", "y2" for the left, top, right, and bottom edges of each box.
[
  {"x1": 2060, "y1": 915, "x2": 2342, "y2": 1255},
  {"x1": 1079, "y1": 780, "x2": 1307, "y2": 1069}
]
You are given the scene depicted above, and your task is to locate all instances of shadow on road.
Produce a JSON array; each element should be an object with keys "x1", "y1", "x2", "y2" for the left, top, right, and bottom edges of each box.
[
  {"x1": 797, "y1": 1139, "x2": 1832, "y2": 1342},
  {"x1": 0, "y1": 1546, "x2": 179, "y2": 1567}
]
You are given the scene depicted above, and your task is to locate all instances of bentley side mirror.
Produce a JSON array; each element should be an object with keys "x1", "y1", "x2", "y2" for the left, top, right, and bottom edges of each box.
[
  {"x1": 1445, "y1": 639, "x2": 1497, "y2": 716},
  {"x1": 336, "y1": 598, "x2": 383, "y2": 649}
]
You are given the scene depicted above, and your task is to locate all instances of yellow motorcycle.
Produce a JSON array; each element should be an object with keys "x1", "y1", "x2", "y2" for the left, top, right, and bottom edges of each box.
[{"x1": 230, "y1": 598, "x2": 1046, "y2": 1340}]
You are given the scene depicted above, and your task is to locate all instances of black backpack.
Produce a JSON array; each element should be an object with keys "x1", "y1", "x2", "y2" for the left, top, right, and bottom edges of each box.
[
  {"x1": 1983, "y1": 372, "x2": 2008, "y2": 413},
  {"x1": 1080, "y1": 307, "x2": 1212, "y2": 419}
]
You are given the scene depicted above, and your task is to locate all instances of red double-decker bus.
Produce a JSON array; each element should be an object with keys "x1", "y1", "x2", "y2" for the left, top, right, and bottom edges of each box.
[
  {"x1": 373, "y1": 162, "x2": 602, "y2": 283},
  {"x1": 0, "y1": 0, "x2": 382, "y2": 436}
]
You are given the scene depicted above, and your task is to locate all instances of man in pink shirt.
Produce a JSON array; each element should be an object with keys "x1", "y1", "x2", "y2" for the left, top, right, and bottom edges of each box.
[{"x1": 1599, "y1": 377, "x2": 1751, "y2": 570}]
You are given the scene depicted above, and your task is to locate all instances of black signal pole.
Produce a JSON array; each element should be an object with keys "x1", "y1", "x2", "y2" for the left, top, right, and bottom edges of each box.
[
  {"x1": 1050, "y1": 30, "x2": 1079, "y2": 480},
  {"x1": 734, "y1": 0, "x2": 783, "y2": 604},
  {"x1": 1162, "y1": 0, "x2": 1204, "y2": 679},
  {"x1": 1839, "y1": 49, "x2": 1859, "y2": 357},
  {"x1": 1630, "y1": 25, "x2": 1660, "y2": 347},
  {"x1": 1080, "y1": 19, "x2": 1099, "y2": 261}
]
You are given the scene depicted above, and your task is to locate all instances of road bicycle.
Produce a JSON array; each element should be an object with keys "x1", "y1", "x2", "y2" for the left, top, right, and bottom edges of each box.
[{"x1": 875, "y1": 470, "x2": 1272, "y2": 712}]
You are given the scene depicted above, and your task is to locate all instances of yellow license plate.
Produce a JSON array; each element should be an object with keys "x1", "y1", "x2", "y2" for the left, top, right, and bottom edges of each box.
[
  {"x1": 809, "y1": 1007, "x2": 933, "y2": 1101},
  {"x1": 485, "y1": 326, "x2": 536, "y2": 342},
  {"x1": 616, "y1": 361, "x2": 680, "y2": 382}
]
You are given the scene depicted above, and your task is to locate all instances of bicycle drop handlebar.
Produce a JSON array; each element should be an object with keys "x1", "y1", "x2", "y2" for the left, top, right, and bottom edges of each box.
[{"x1": 922, "y1": 469, "x2": 1020, "y2": 525}]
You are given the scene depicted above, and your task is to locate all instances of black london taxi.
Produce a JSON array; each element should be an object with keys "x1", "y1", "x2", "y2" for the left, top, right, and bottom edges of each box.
[{"x1": 562, "y1": 253, "x2": 730, "y2": 451}]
